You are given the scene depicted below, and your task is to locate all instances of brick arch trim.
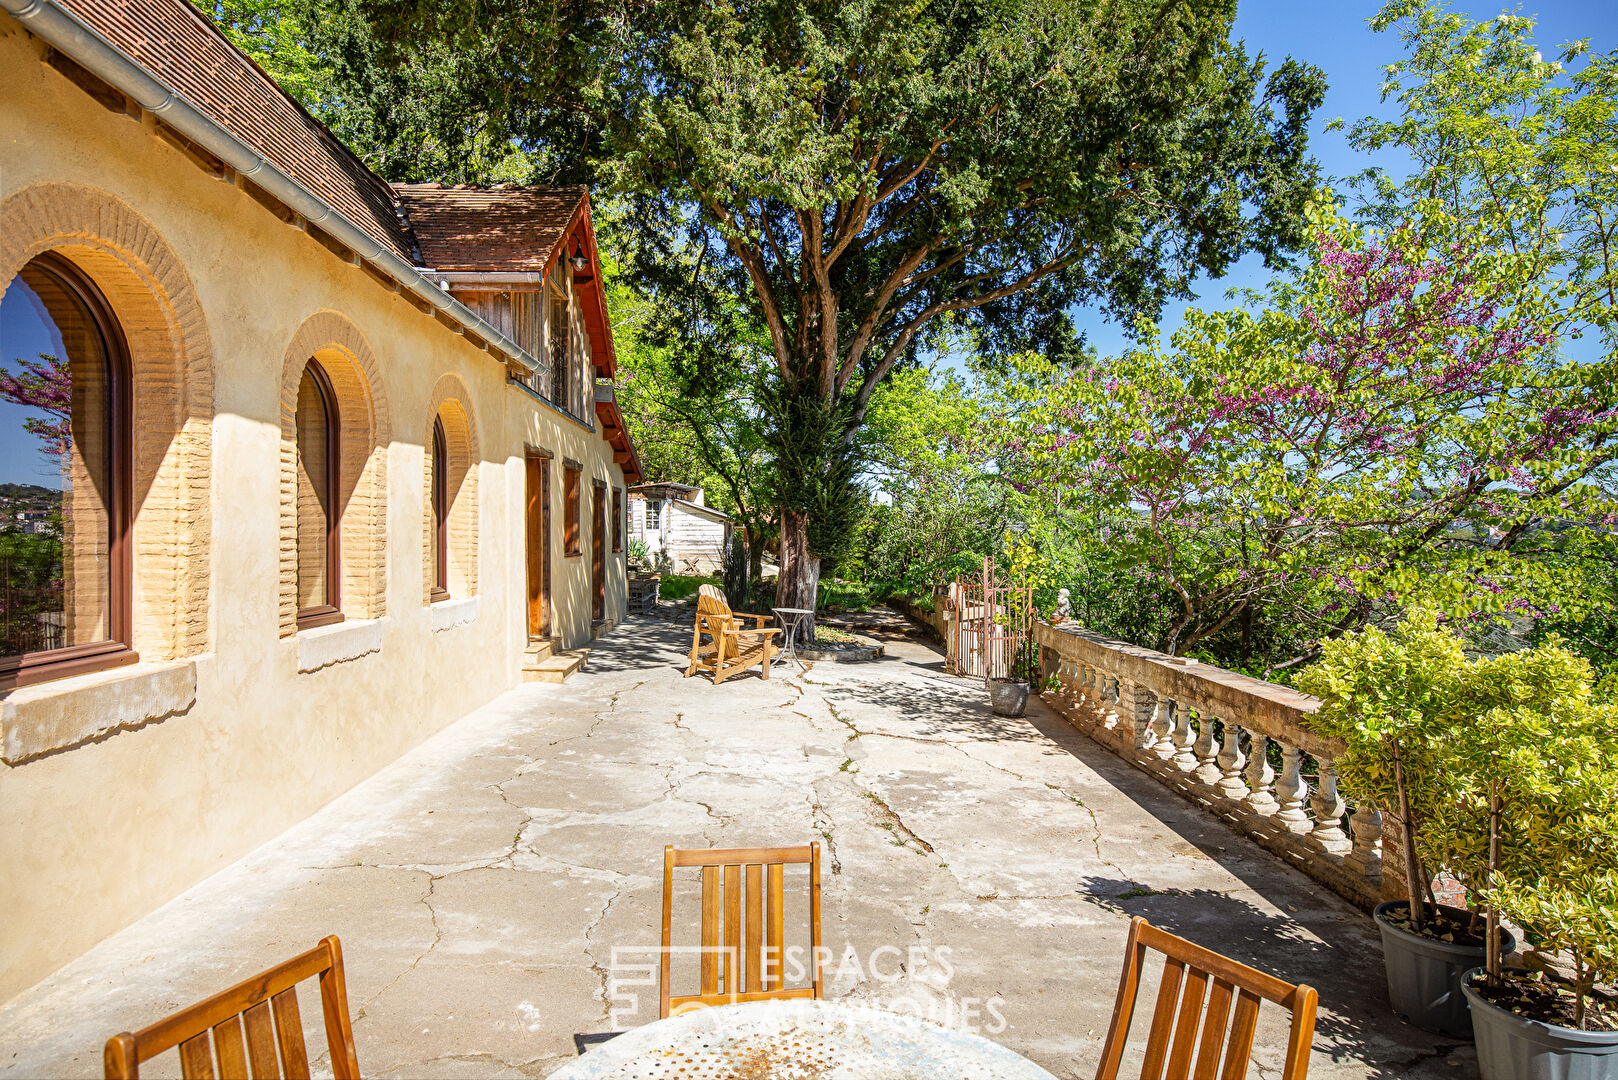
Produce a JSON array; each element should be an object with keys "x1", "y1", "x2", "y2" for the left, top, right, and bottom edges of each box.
[
  {"x1": 422, "y1": 373, "x2": 479, "y2": 602},
  {"x1": 0, "y1": 183, "x2": 214, "y2": 661},
  {"x1": 279, "y1": 311, "x2": 391, "y2": 637}
]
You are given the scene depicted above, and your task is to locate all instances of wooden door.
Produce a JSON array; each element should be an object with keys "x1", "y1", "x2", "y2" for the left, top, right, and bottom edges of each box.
[
  {"x1": 525, "y1": 454, "x2": 551, "y2": 639},
  {"x1": 592, "y1": 482, "x2": 606, "y2": 622}
]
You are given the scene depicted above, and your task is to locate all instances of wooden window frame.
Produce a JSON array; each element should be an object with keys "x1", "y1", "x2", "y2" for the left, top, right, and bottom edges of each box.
[
  {"x1": 0, "y1": 252, "x2": 137, "y2": 690},
  {"x1": 563, "y1": 460, "x2": 582, "y2": 557},
  {"x1": 429, "y1": 416, "x2": 450, "y2": 603},
  {"x1": 295, "y1": 358, "x2": 343, "y2": 631},
  {"x1": 612, "y1": 488, "x2": 623, "y2": 553}
]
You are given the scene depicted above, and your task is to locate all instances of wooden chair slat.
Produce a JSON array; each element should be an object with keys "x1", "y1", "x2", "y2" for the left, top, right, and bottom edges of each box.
[
  {"x1": 700, "y1": 865, "x2": 720, "y2": 996},
  {"x1": 269, "y1": 990, "x2": 309, "y2": 1080},
  {"x1": 672, "y1": 845, "x2": 814, "y2": 867},
  {"x1": 1096, "y1": 918, "x2": 1315, "y2": 1080},
  {"x1": 766, "y1": 863, "x2": 785, "y2": 992},
  {"x1": 745, "y1": 864, "x2": 764, "y2": 994},
  {"x1": 1218, "y1": 990, "x2": 1264, "y2": 1080},
  {"x1": 178, "y1": 1033, "x2": 214, "y2": 1080},
  {"x1": 662, "y1": 844, "x2": 822, "y2": 1018},
  {"x1": 1140, "y1": 958, "x2": 1186, "y2": 1080},
  {"x1": 723, "y1": 864, "x2": 742, "y2": 994},
  {"x1": 104, "y1": 938, "x2": 357, "y2": 1080},
  {"x1": 241, "y1": 1002, "x2": 278, "y2": 1079},
  {"x1": 1193, "y1": 978, "x2": 1236, "y2": 1080},
  {"x1": 210, "y1": 1017, "x2": 249, "y2": 1080},
  {"x1": 1166, "y1": 968, "x2": 1209, "y2": 1078}
]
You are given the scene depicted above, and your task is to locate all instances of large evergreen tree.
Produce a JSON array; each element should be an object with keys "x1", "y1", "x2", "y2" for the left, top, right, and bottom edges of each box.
[{"x1": 333, "y1": 0, "x2": 1328, "y2": 610}]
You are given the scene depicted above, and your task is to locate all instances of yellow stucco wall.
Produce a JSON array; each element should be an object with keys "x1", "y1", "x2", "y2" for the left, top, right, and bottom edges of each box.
[{"x1": 0, "y1": 17, "x2": 628, "y2": 1001}]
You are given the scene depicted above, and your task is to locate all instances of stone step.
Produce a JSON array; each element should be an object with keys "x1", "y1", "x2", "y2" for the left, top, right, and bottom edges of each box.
[
  {"x1": 523, "y1": 648, "x2": 588, "y2": 684},
  {"x1": 524, "y1": 638, "x2": 555, "y2": 663}
]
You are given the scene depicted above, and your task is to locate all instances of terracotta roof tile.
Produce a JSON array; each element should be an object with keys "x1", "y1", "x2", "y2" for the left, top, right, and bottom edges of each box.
[
  {"x1": 393, "y1": 184, "x2": 587, "y2": 272},
  {"x1": 55, "y1": 0, "x2": 413, "y2": 260}
]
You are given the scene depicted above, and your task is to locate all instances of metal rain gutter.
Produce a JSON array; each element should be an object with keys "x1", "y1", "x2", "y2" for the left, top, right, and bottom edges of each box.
[{"x1": 1, "y1": 0, "x2": 539, "y2": 375}]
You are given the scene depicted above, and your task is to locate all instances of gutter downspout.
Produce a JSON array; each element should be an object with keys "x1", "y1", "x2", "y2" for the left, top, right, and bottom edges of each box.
[{"x1": 1, "y1": 0, "x2": 539, "y2": 375}]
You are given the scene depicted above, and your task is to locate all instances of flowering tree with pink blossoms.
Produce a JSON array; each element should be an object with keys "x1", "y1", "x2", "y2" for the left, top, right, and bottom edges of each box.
[
  {"x1": 1015, "y1": 203, "x2": 1618, "y2": 674},
  {"x1": 0, "y1": 352, "x2": 73, "y2": 459}
]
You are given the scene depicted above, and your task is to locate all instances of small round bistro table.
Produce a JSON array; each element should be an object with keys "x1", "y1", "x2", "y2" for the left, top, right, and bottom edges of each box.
[
  {"x1": 547, "y1": 998, "x2": 1058, "y2": 1079},
  {"x1": 772, "y1": 606, "x2": 816, "y2": 671}
]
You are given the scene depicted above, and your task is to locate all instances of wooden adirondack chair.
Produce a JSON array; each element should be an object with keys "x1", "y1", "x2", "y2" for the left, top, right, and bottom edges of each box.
[{"x1": 685, "y1": 584, "x2": 782, "y2": 684}]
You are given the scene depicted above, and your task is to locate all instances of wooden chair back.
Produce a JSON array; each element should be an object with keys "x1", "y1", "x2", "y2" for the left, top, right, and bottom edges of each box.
[
  {"x1": 660, "y1": 844, "x2": 823, "y2": 1017},
  {"x1": 1096, "y1": 917, "x2": 1316, "y2": 1080},
  {"x1": 105, "y1": 936, "x2": 361, "y2": 1080}
]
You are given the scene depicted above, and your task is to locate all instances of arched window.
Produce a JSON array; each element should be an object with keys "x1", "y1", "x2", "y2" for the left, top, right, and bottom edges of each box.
[
  {"x1": 295, "y1": 359, "x2": 342, "y2": 628},
  {"x1": 430, "y1": 416, "x2": 449, "y2": 601},
  {"x1": 0, "y1": 252, "x2": 134, "y2": 688}
]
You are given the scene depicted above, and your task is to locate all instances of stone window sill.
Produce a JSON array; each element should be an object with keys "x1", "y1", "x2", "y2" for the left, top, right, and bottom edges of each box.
[
  {"x1": 2, "y1": 659, "x2": 198, "y2": 765},
  {"x1": 297, "y1": 618, "x2": 382, "y2": 673},
  {"x1": 431, "y1": 596, "x2": 478, "y2": 633}
]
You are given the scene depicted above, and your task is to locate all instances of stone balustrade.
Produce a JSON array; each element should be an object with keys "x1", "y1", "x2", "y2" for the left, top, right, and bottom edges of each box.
[{"x1": 1035, "y1": 620, "x2": 1386, "y2": 909}]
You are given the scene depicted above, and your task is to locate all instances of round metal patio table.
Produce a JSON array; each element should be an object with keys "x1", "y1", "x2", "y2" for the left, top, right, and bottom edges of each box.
[
  {"x1": 772, "y1": 606, "x2": 815, "y2": 671},
  {"x1": 547, "y1": 998, "x2": 1057, "y2": 1079}
]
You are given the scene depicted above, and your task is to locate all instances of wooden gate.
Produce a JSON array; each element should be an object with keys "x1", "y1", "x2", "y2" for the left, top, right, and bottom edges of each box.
[{"x1": 947, "y1": 557, "x2": 1032, "y2": 683}]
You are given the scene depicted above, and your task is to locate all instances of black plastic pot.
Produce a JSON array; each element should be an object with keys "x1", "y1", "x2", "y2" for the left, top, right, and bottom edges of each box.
[
  {"x1": 1374, "y1": 900, "x2": 1514, "y2": 1038},
  {"x1": 987, "y1": 678, "x2": 1029, "y2": 717},
  {"x1": 1464, "y1": 969, "x2": 1618, "y2": 1080}
]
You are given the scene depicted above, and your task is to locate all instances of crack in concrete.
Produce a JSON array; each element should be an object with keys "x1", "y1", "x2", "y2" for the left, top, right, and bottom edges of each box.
[
  {"x1": 360, "y1": 870, "x2": 444, "y2": 1013},
  {"x1": 858, "y1": 789, "x2": 935, "y2": 854}
]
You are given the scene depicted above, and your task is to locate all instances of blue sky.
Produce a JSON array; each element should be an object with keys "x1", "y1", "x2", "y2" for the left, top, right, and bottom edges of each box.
[
  {"x1": 1070, "y1": 0, "x2": 1617, "y2": 359},
  {"x1": 0, "y1": 278, "x2": 66, "y2": 490}
]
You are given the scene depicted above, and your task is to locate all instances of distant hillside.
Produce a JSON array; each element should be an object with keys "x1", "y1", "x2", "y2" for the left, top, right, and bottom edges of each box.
[{"x1": 0, "y1": 484, "x2": 60, "y2": 511}]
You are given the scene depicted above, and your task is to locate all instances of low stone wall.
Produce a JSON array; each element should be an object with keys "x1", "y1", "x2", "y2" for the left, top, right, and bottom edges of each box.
[
  {"x1": 889, "y1": 593, "x2": 948, "y2": 643},
  {"x1": 1035, "y1": 621, "x2": 1387, "y2": 910}
]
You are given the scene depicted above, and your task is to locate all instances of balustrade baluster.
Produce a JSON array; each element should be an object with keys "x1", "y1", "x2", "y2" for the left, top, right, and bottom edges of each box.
[
  {"x1": 1192, "y1": 710, "x2": 1221, "y2": 786},
  {"x1": 1100, "y1": 674, "x2": 1121, "y2": 735},
  {"x1": 1127, "y1": 684, "x2": 1156, "y2": 752},
  {"x1": 1274, "y1": 743, "x2": 1311, "y2": 833},
  {"x1": 1244, "y1": 733, "x2": 1278, "y2": 816},
  {"x1": 1170, "y1": 701, "x2": 1198, "y2": 772},
  {"x1": 1346, "y1": 800, "x2": 1383, "y2": 879},
  {"x1": 1149, "y1": 696, "x2": 1175, "y2": 759},
  {"x1": 1309, "y1": 762, "x2": 1351, "y2": 854},
  {"x1": 1216, "y1": 724, "x2": 1248, "y2": 800}
]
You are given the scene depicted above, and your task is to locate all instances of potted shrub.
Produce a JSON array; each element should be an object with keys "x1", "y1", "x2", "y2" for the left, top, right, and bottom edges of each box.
[
  {"x1": 1299, "y1": 609, "x2": 1507, "y2": 1037},
  {"x1": 1433, "y1": 645, "x2": 1618, "y2": 1078}
]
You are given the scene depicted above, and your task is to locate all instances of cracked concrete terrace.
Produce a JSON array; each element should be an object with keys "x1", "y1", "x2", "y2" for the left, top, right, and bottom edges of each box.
[{"x1": 0, "y1": 618, "x2": 1474, "y2": 1079}]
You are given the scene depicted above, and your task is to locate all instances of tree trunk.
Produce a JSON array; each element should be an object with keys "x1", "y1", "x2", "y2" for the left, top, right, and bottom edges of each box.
[
  {"x1": 1485, "y1": 785, "x2": 1503, "y2": 986},
  {"x1": 778, "y1": 507, "x2": 821, "y2": 638},
  {"x1": 1393, "y1": 739, "x2": 1427, "y2": 933},
  {"x1": 746, "y1": 526, "x2": 763, "y2": 584}
]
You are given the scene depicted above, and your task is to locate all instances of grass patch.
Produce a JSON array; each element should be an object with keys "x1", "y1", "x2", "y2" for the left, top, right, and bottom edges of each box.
[
  {"x1": 813, "y1": 624, "x2": 861, "y2": 644},
  {"x1": 660, "y1": 574, "x2": 719, "y2": 601},
  {"x1": 817, "y1": 578, "x2": 875, "y2": 613}
]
